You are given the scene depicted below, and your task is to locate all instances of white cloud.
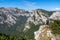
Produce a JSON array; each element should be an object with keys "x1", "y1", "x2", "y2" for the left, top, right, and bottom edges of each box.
[
  {"x1": 24, "y1": 1, "x2": 36, "y2": 7},
  {"x1": 55, "y1": 8, "x2": 60, "y2": 10},
  {"x1": 52, "y1": 8, "x2": 60, "y2": 11}
]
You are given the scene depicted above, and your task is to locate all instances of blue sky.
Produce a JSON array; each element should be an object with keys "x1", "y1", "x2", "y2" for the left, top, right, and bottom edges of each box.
[{"x1": 0, "y1": 0, "x2": 60, "y2": 10}]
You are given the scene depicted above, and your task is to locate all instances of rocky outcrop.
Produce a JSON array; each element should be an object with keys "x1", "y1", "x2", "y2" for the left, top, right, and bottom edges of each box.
[{"x1": 34, "y1": 25, "x2": 57, "y2": 40}]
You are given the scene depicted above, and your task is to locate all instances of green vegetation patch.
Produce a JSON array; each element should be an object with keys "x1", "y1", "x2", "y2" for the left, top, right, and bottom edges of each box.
[{"x1": 49, "y1": 20, "x2": 60, "y2": 34}]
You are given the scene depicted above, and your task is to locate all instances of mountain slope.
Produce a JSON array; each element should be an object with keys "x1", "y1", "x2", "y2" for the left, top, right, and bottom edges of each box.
[
  {"x1": 0, "y1": 7, "x2": 30, "y2": 36},
  {"x1": 24, "y1": 9, "x2": 49, "y2": 31}
]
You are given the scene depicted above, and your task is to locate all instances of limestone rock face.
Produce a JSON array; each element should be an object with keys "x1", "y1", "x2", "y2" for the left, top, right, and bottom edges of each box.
[
  {"x1": 50, "y1": 11, "x2": 60, "y2": 20},
  {"x1": 34, "y1": 25, "x2": 56, "y2": 40},
  {"x1": 0, "y1": 7, "x2": 30, "y2": 25},
  {"x1": 23, "y1": 10, "x2": 48, "y2": 31}
]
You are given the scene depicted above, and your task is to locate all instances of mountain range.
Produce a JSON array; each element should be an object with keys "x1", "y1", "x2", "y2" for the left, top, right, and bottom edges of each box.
[{"x1": 0, "y1": 7, "x2": 60, "y2": 40}]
